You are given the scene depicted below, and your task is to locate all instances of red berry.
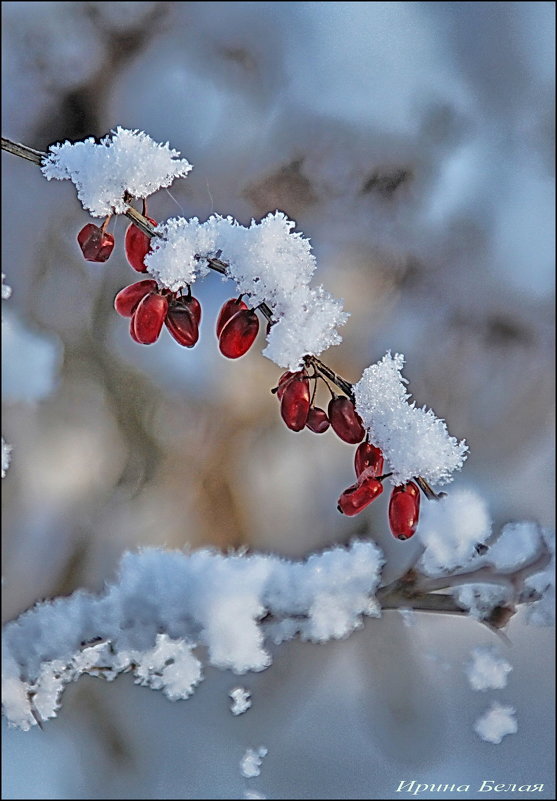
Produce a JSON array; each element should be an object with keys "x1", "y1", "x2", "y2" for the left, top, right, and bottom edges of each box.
[
  {"x1": 218, "y1": 308, "x2": 259, "y2": 358},
  {"x1": 280, "y1": 373, "x2": 310, "y2": 431},
  {"x1": 305, "y1": 407, "x2": 330, "y2": 434},
  {"x1": 354, "y1": 441, "x2": 384, "y2": 478},
  {"x1": 337, "y1": 476, "x2": 383, "y2": 516},
  {"x1": 165, "y1": 302, "x2": 199, "y2": 347},
  {"x1": 132, "y1": 292, "x2": 168, "y2": 344},
  {"x1": 77, "y1": 223, "x2": 114, "y2": 262},
  {"x1": 328, "y1": 396, "x2": 365, "y2": 444},
  {"x1": 388, "y1": 482, "x2": 421, "y2": 540},
  {"x1": 114, "y1": 279, "x2": 158, "y2": 317},
  {"x1": 125, "y1": 216, "x2": 157, "y2": 272},
  {"x1": 177, "y1": 294, "x2": 202, "y2": 326},
  {"x1": 216, "y1": 297, "x2": 248, "y2": 338},
  {"x1": 275, "y1": 371, "x2": 298, "y2": 400}
]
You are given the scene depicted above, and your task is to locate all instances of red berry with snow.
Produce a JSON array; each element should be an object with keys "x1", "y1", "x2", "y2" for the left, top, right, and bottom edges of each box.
[
  {"x1": 131, "y1": 292, "x2": 168, "y2": 344},
  {"x1": 280, "y1": 372, "x2": 311, "y2": 431},
  {"x1": 165, "y1": 301, "x2": 199, "y2": 347},
  {"x1": 328, "y1": 396, "x2": 365, "y2": 444},
  {"x1": 337, "y1": 476, "x2": 383, "y2": 516},
  {"x1": 354, "y1": 441, "x2": 384, "y2": 478},
  {"x1": 216, "y1": 297, "x2": 249, "y2": 338},
  {"x1": 114, "y1": 279, "x2": 158, "y2": 317},
  {"x1": 77, "y1": 223, "x2": 114, "y2": 262},
  {"x1": 218, "y1": 308, "x2": 259, "y2": 359},
  {"x1": 305, "y1": 407, "x2": 330, "y2": 434},
  {"x1": 125, "y1": 216, "x2": 157, "y2": 272},
  {"x1": 388, "y1": 481, "x2": 421, "y2": 540}
]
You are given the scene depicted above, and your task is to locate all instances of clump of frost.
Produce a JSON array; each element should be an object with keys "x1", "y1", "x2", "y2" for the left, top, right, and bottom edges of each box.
[
  {"x1": 484, "y1": 521, "x2": 542, "y2": 571},
  {"x1": 453, "y1": 584, "x2": 508, "y2": 621},
  {"x1": 1, "y1": 274, "x2": 11, "y2": 300},
  {"x1": 524, "y1": 529, "x2": 555, "y2": 626},
  {"x1": 353, "y1": 352, "x2": 468, "y2": 486},
  {"x1": 244, "y1": 791, "x2": 266, "y2": 800},
  {"x1": 1, "y1": 438, "x2": 11, "y2": 479},
  {"x1": 240, "y1": 747, "x2": 268, "y2": 779},
  {"x1": 40, "y1": 127, "x2": 192, "y2": 217},
  {"x1": 417, "y1": 488, "x2": 491, "y2": 574},
  {"x1": 145, "y1": 211, "x2": 348, "y2": 369},
  {"x1": 230, "y1": 686, "x2": 252, "y2": 716},
  {"x1": 2, "y1": 541, "x2": 384, "y2": 729},
  {"x1": 473, "y1": 702, "x2": 517, "y2": 744},
  {"x1": 465, "y1": 646, "x2": 512, "y2": 691}
]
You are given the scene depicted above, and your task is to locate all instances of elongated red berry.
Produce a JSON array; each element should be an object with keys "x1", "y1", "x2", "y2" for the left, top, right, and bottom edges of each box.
[
  {"x1": 337, "y1": 476, "x2": 383, "y2": 516},
  {"x1": 216, "y1": 297, "x2": 248, "y2": 338},
  {"x1": 306, "y1": 407, "x2": 330, "y2": 434},
  {"x1": 328, "y1": 396, "x2": 365, "y2": 444},
  {"x1": 132, "y1": 292, "x2": 168, "y2": 344},
  {"x1": 275, "y1": 371, "x2": 298, "y2": 400},
  {"x1": 280, "y1": 374, "x2": 310, "y2": 431},
  {"x1": 77, "y1": 223, "x2": 115, "y2": 262},
  {"x1": 114, "y1": 279, "x2": 158, "y2": 317},
  {"x1": 354, "y1": 441, "x2": 384, "y2": 478},
  {"x1": 388, "y1": 481, "x2": 421, "y2": 540},
  {"x1": 218, "y1": 308, "x2": 259, "y2": 358},
  {"x1": 125, "y1": 216, "x2": 157, "y2": 272},
  {"x1": 177, "y1": 294, "x2": 202, "y2": 326},
  {"x1": 165, "y1": 303, "x2": 199, "y2": 347}
]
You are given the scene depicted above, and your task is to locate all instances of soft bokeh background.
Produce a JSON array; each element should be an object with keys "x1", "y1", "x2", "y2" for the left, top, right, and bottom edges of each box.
[{"x1": 2, "y1": 2, "x2": 554, "y2": 798}]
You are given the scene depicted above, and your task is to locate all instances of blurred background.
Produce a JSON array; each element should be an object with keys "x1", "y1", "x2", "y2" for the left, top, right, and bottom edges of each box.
[{"x1": 2, "y1": 2, "x2": 554, "y2": 798}]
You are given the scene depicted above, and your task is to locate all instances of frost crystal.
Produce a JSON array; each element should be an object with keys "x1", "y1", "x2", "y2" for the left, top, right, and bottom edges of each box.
[
  {"x1": 418, "y1": 489, "x2": 491, "y2": 574},
  {"x1": 485, "y1": 521, "x2": 542, "y2": 571},
  {"x1": 1, "y1": 274, "x2": 11, "y2": 300},
  {"x1": 145, "y1": 211, "x2": 348, "y2": 369},
  {"x1": 473, "y1": 702, "x2": 517, "y2": 744},
  {"x1": 230, "y1": 686, "x2": 252, "y2": 716},
  {"x1": 1, "y1": 437, "x2": 12, "y2": 479},
  {"x1": 40, "y1": 127, "x2": 192, "y2": 217},
  {"x1": 465, "y1": 646, "x2": 512, "y2": 691},
  {"x1": 353, "y1": 352, "x2": 468, "y2": 486},
  {"x1": 240, "y1": 747, "x2": 268, "y2": 779}
]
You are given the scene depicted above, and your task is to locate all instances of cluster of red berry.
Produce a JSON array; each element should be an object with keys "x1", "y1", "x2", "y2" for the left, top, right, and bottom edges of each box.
[
  {"x1": 77, "y1": 209, "x2": 262, "y2": 357},
  {"x1": 273, "y1": 368, "x2": 421, "y2": 538},
  {"x1": 77, "y1": 210, "x2": 421, "y2": 539}
]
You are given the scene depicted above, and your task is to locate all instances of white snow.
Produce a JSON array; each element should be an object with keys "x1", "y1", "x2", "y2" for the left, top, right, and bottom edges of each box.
[
  {"x1": 1, "y1": 541, "x2": 384, "y2": 728},
  {"x1": 145, "y1": 211, "x2": 348, "y2": 369},
  {"x1": 353, "y1": 352, "x2": 468, "y2": 486},
  {"x1": 465, "y1": 646, "x2": 512, "y2": 691},
  {"x1": 1, "y1": 274, "x2": 11, "y2": 300},
  {"x1": 473, "y1": 702, "x2": 517, "y2": 744},
  {"x1": 229, "y1": 686, "x2": 252, "y2": 716},
  {"x1": 453, "y1": 584, "x2": 508, "y2": 621},
  {"x1": 40, "y1": 127, "x2": 192, "y2": 217},
  {"x1": 485, "y1": 521, "x2": 542, "y2": 571},
  {"x1": 240, "y1": 747, "x2": 268, "y2": 779},
  {"x1": 418, "y1": 488, "x2": 491, "y2": 574},
  {"x1": 1, "y1": 437, "x2": 12, "y2": 479}
]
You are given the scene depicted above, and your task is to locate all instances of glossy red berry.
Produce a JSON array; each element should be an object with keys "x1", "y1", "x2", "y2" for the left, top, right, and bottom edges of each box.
[
  {"x1": 216, "y1": 298, "x2": 249, "y2": 338},
  {"x1": 125, "y1": 216, "x2": 157, "y2": 272},
  {"x1": 275, "y1": 371, "x2": 298, "y2": 400},
  {"x1": 131, "y1": 292, "x2": 168, "y2": 344},
  {"x1": 388, "y1": 481, "x2": 421, "y2": 540},
  {"x1": 337, "y1": 476, "x2": 383, "y2": 516},
  {"x1": 280, "y1": 373, "x2": 311, "y2": 431},
  {"x1": 177, "y1": 294, "x2": 202, "y2": 326},
  {"x1": 328, "y1": 396, "x2": 365, "y2": 444},
  {"x1": 354, "y1": 441, "x2": 384, "y2": 478},
  {"x1": 114, "y1": 279, "x2": 158, "y2": 317},
  {"x1": 165, "y1": 302, "x2": 199, "y2": 347},
  {"x1": 218, "y1": 308, "x2": 259, "y2": 359},
  {"x1": 305, "y1": 407, "x2": 330, "y2": 434},
  {"x1": 77, "y1": 223, "x2": 115, "y2": 262}
]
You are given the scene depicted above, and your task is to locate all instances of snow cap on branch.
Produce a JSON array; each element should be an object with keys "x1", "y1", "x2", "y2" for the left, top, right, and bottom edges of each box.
[
  {"x1": 145, "y1": 211, "x2": 348, "y2": 369},
  {"x1": 353, "y1": 352, "x2": 468, "y2": 486},
  {"x1": 40, "y1": 127, "x2": 192, "y2": 217}
]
